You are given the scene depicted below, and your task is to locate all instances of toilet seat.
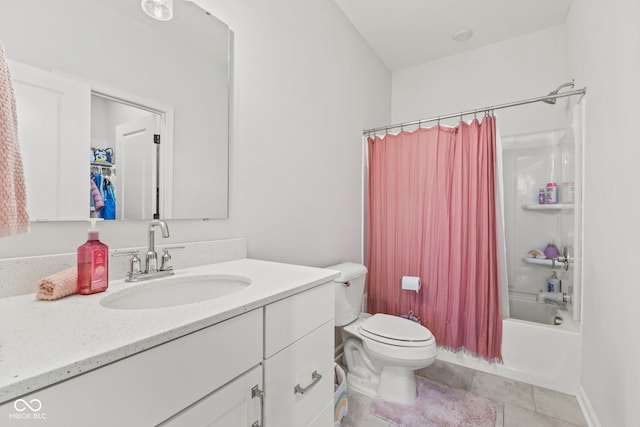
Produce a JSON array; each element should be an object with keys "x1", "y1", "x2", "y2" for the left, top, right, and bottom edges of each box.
[{"x1": 359, "y1": 313, "x2": 434, "y2": 348}]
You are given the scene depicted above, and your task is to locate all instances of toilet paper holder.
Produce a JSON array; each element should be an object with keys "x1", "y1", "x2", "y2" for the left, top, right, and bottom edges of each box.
[
  {"x1": 401, "y1": 276, "x2": 421, "y2": 292},
  {"x1": 397, "y1": 275, "x2": 421, "y2": 319}
]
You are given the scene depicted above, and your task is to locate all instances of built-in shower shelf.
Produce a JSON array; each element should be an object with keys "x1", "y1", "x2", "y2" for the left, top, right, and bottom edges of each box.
[
  {"x1": 521, "y1": 256, "x2": 573, "y2": 267},
  {"x1": 522, "y1": 204, "x2": 574, "y2": 211}
]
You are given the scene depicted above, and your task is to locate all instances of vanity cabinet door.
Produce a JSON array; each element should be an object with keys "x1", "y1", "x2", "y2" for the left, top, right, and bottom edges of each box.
[
  {"x1": 159, "y1": 365, "x2": 263, "y2": 427},
  {"x1": 263, "y1": 320, "x2": 334, "y2": 427}
]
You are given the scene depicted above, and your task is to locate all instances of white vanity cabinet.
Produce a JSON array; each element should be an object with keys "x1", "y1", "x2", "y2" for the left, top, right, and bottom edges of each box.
[
  {"x1": 0, "y1": 279, "x2": 336, "y2": 427},
  {"x1": 263, "y1": 282, "x2": 335, "y2": 427},
  {"x1": 0, "y1": 309, "x2": 264, "y2": 427}
]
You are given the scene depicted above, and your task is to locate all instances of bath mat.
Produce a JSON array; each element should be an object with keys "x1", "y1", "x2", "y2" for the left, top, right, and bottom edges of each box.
[{"x1": 370, "y1": 376, "x2": 495, "y2": 427}]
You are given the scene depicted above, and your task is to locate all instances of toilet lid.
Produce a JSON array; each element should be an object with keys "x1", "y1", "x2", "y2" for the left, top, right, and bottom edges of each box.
[{"x1": 359, "y1": 313, "x2": 434, "y2": 348}]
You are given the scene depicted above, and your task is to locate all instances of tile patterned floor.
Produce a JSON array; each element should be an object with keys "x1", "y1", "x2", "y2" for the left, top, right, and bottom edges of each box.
[{"x1": 340, "y1": 360, "x2": 587, "y2": 427}]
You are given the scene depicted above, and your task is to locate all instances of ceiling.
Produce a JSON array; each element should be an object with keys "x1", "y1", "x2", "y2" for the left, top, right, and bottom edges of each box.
[{"x1": 333, "y1": 0, "x2": 572, "y2": 71}]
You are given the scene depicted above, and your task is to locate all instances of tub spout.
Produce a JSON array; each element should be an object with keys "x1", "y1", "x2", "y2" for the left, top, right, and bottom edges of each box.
[{"x1": 537, "y1": 291, "x2": 571, "y2": 305}]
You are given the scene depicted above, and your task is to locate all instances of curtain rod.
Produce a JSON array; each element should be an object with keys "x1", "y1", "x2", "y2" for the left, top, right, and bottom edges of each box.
[{"x1": 363, "y1": 87, "x2": 587, "y2": 135}]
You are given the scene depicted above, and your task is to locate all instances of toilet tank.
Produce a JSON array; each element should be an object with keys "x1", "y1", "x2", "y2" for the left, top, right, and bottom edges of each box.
[{"x1": 328, "y1": 262, "x2": 368, "y2": 326}]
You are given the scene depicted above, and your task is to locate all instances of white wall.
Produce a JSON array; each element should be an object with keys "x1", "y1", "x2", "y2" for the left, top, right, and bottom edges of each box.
[
  {"x1": 0, "y1": 1, "x2": 390, "y2": 272},
  {"x1": 194, "y1": 0, "x2": 391, "y2": 266},
  {"x1": 392, "y1": 25, "x2": 567, "y2": 136},
  {"x1": 566, "y1": 0, "x2": 640, "y2": 425}
]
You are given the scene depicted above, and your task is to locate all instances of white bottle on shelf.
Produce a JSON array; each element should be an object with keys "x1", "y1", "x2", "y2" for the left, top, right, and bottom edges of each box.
[
  {"x1": 546, "y1": 182, "x2": 558, "y2": 204},
  {"x1": 547, "y1": 271, "x2": 561, "y2": 293}
]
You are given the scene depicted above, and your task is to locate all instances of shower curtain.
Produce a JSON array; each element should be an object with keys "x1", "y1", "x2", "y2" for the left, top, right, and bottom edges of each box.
[{"x1": 366, "y1": 116, "x2": 503, "y2": 362}]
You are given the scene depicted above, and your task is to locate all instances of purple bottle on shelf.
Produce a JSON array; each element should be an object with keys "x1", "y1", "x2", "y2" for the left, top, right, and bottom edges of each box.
[{"x1": 544, "y1": 243, "x2": 559, "y2": 259}]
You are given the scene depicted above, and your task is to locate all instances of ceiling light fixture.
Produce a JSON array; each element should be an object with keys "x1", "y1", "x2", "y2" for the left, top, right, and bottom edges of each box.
[
  {"x1": 451, "y1": 28, "x2": 473, "y2": 42},
  {"x1": 141, "y1": 0, "x2": 174, "y2": 21}
]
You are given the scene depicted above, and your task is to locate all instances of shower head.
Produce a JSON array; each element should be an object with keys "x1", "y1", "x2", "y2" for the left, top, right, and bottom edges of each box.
[{"x1": 542, "y1": 81, "x2": 575, "y2": 104}]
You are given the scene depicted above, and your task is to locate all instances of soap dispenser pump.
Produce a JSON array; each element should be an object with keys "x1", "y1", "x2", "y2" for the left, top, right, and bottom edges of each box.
[{"x1": 77, "y1": 218, "x2": 109, "y2": 295}]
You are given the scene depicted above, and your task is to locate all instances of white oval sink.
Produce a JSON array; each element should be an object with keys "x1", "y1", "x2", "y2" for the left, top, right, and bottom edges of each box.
[{"x1": 100, "y1": 274, "x2": 251, "y2": 310}]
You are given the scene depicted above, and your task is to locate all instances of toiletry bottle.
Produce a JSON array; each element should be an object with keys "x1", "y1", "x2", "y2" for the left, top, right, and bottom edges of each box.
[
  {"x1": 547, "y1": 271, "x2": 561, "y2": 293},
  {"x1": 546, "y1": 182, "x2": 558, "y2": 204},
  {"x1": 538, "y1": 188, "x2": 546, "y2": 204},
  {"x1": 77, "y1": 219, "x2": 109, "y2": 295},
  {"x1": 543, "y1": 242, "x2": 559, "y2": 259},
  {"x1": 562, "y1": 182, "x2": 575, "y2": 204}
]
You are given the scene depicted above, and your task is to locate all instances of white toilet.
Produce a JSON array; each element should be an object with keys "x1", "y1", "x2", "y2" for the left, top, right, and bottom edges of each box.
[{"x1": 330, "y1": 262, "x2": 437, "y2": 404}]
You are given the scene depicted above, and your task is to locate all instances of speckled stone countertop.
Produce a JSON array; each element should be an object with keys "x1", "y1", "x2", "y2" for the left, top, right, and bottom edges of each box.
[{"x1": 0, "y1": 258, "x2": 339, "y2": 404}]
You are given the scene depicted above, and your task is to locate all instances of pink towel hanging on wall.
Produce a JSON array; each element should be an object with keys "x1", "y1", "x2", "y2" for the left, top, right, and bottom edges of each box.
[{"x1": 0, "y1": 41, "x2": 29, "y2": 237}]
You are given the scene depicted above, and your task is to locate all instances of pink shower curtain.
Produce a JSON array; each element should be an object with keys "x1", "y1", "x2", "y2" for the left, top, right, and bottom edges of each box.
[{"x1": 366, "y1": 116, "x2": 502, "y2": 362}]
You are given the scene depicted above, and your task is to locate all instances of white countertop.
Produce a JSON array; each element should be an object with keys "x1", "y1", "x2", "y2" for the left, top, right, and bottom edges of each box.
[{"x1": 0, "y1": 258, "x2": 339, "y2": 404}]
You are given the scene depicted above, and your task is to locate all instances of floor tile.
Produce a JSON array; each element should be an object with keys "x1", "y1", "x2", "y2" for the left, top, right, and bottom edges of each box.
[
  {"x1": 340, "y1": 387, "x2": 389, "y2": 427},
  {"x1": 494, "y1": 400, "x2": 505, "y2": 427},
  {"x1": 470, "y1": 371, "x2": 535, "y2": 411},
  {"x1": 416, "y1": 359, "x2": 475, "y2": 391},
  {"x1": 533, "y1": 386, "x2": 587, "y2": 426},
  {"x1": 504, "y1": 404, "x2": 583, "y2": 427}
]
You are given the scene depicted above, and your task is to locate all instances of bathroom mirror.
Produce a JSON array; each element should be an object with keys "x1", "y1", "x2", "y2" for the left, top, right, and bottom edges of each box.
[{"x1": 0, "y1": 0, "x2": 230, "y2": 220}]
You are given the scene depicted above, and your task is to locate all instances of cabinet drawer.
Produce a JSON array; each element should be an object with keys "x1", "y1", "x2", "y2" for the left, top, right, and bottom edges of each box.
[
  {"x1": 264, "y1": 321, "x2": 334, "y2": 427},
  {"x1": 160, "y1": 365, "x2": 263, "y2": 427},
  {"x1": 264, "y1": 282, "x2": 334, "y2": 358},
  {"x1": 0, "y1": 309, "x2": 263, "y2": 427}
]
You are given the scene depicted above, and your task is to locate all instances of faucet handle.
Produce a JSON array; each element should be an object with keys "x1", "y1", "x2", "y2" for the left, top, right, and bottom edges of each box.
[
  {"x1": 159, "y1": 246, "x2": 185, "y2": 271},
  {"x1": 114, "y1": 250, "x2": 142, "y2": 281}
]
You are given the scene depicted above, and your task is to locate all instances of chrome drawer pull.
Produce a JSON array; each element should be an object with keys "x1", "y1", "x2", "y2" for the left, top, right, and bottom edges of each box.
[
  {"x1": 251, "y1": 385, "x2": 264, "y2": 427},
  {"x1": 294, "y1": 370, "x2": 322, "y2": 395}
]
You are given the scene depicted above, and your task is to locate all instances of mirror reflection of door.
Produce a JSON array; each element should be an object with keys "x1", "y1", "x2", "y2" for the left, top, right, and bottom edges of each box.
[
  {"x1": 91, "y1": 95, "x2": 161, "y2": 220},
  {"x1": 116, "y1": 114, "x2": 159, "y2": 220},
  {"x1": 11, "y1": 60, "x2": 90, "y2": 221}
]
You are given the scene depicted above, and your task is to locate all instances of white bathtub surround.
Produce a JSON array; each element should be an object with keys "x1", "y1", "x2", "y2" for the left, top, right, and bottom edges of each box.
[
  {"x1": 0, "y1": 258, "x2": 338, "y2": 404},
  {"x1": 501, "y1": 117, "x2": 583, "y2": 321},
  {"x1": 0, "y1": 238, "x2": 247, "y2": 298}
]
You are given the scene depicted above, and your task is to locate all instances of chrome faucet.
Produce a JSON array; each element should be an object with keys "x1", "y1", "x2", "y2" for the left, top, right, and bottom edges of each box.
[
  {"x1": 537, "y1": 290, "x2": 571, "y2": 305},
  {"x1": 115, "y1": 219, "x2": 184, "y2": 282},
  {"x1": 146, "y1": 219, "x2": 170, "y2": 273}
]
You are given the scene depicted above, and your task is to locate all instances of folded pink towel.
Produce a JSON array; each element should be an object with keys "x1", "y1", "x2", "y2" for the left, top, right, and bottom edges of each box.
[{"x1": 36, "y1": 268, "x2": 78, "y2": 300}]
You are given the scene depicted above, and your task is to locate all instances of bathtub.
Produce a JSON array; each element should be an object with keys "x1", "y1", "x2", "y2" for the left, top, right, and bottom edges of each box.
[
  {"x1": 437, "y1": 296, "x2": 581, "y2": 394},
  {"x1": 509, "y1": 296, "x2": 563, "y2": 325}
]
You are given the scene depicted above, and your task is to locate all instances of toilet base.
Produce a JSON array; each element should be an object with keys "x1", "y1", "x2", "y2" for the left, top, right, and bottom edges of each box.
[
  {"x1": 346, "y1": 371, "x2": 378, "y2": 399},
  {"x1": 343, "y1": 337, "x2": 380, "y2": 398},
  {"x1": 343, "y1": 335, "x2": 421, "y2": 404},
  {"x1": 377, "y1": 366, "x2": 418, "y2": 404}
]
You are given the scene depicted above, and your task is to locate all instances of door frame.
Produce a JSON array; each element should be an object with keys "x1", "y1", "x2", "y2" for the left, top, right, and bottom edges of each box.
[{"x1": 91, "y1": 86, "x2": 174, "y2": 219}]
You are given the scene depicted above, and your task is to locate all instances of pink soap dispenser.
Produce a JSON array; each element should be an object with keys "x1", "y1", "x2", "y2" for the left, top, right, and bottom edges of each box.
[{"x1": 77, "y1": 218, "x2": 109, "y2": 295}]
